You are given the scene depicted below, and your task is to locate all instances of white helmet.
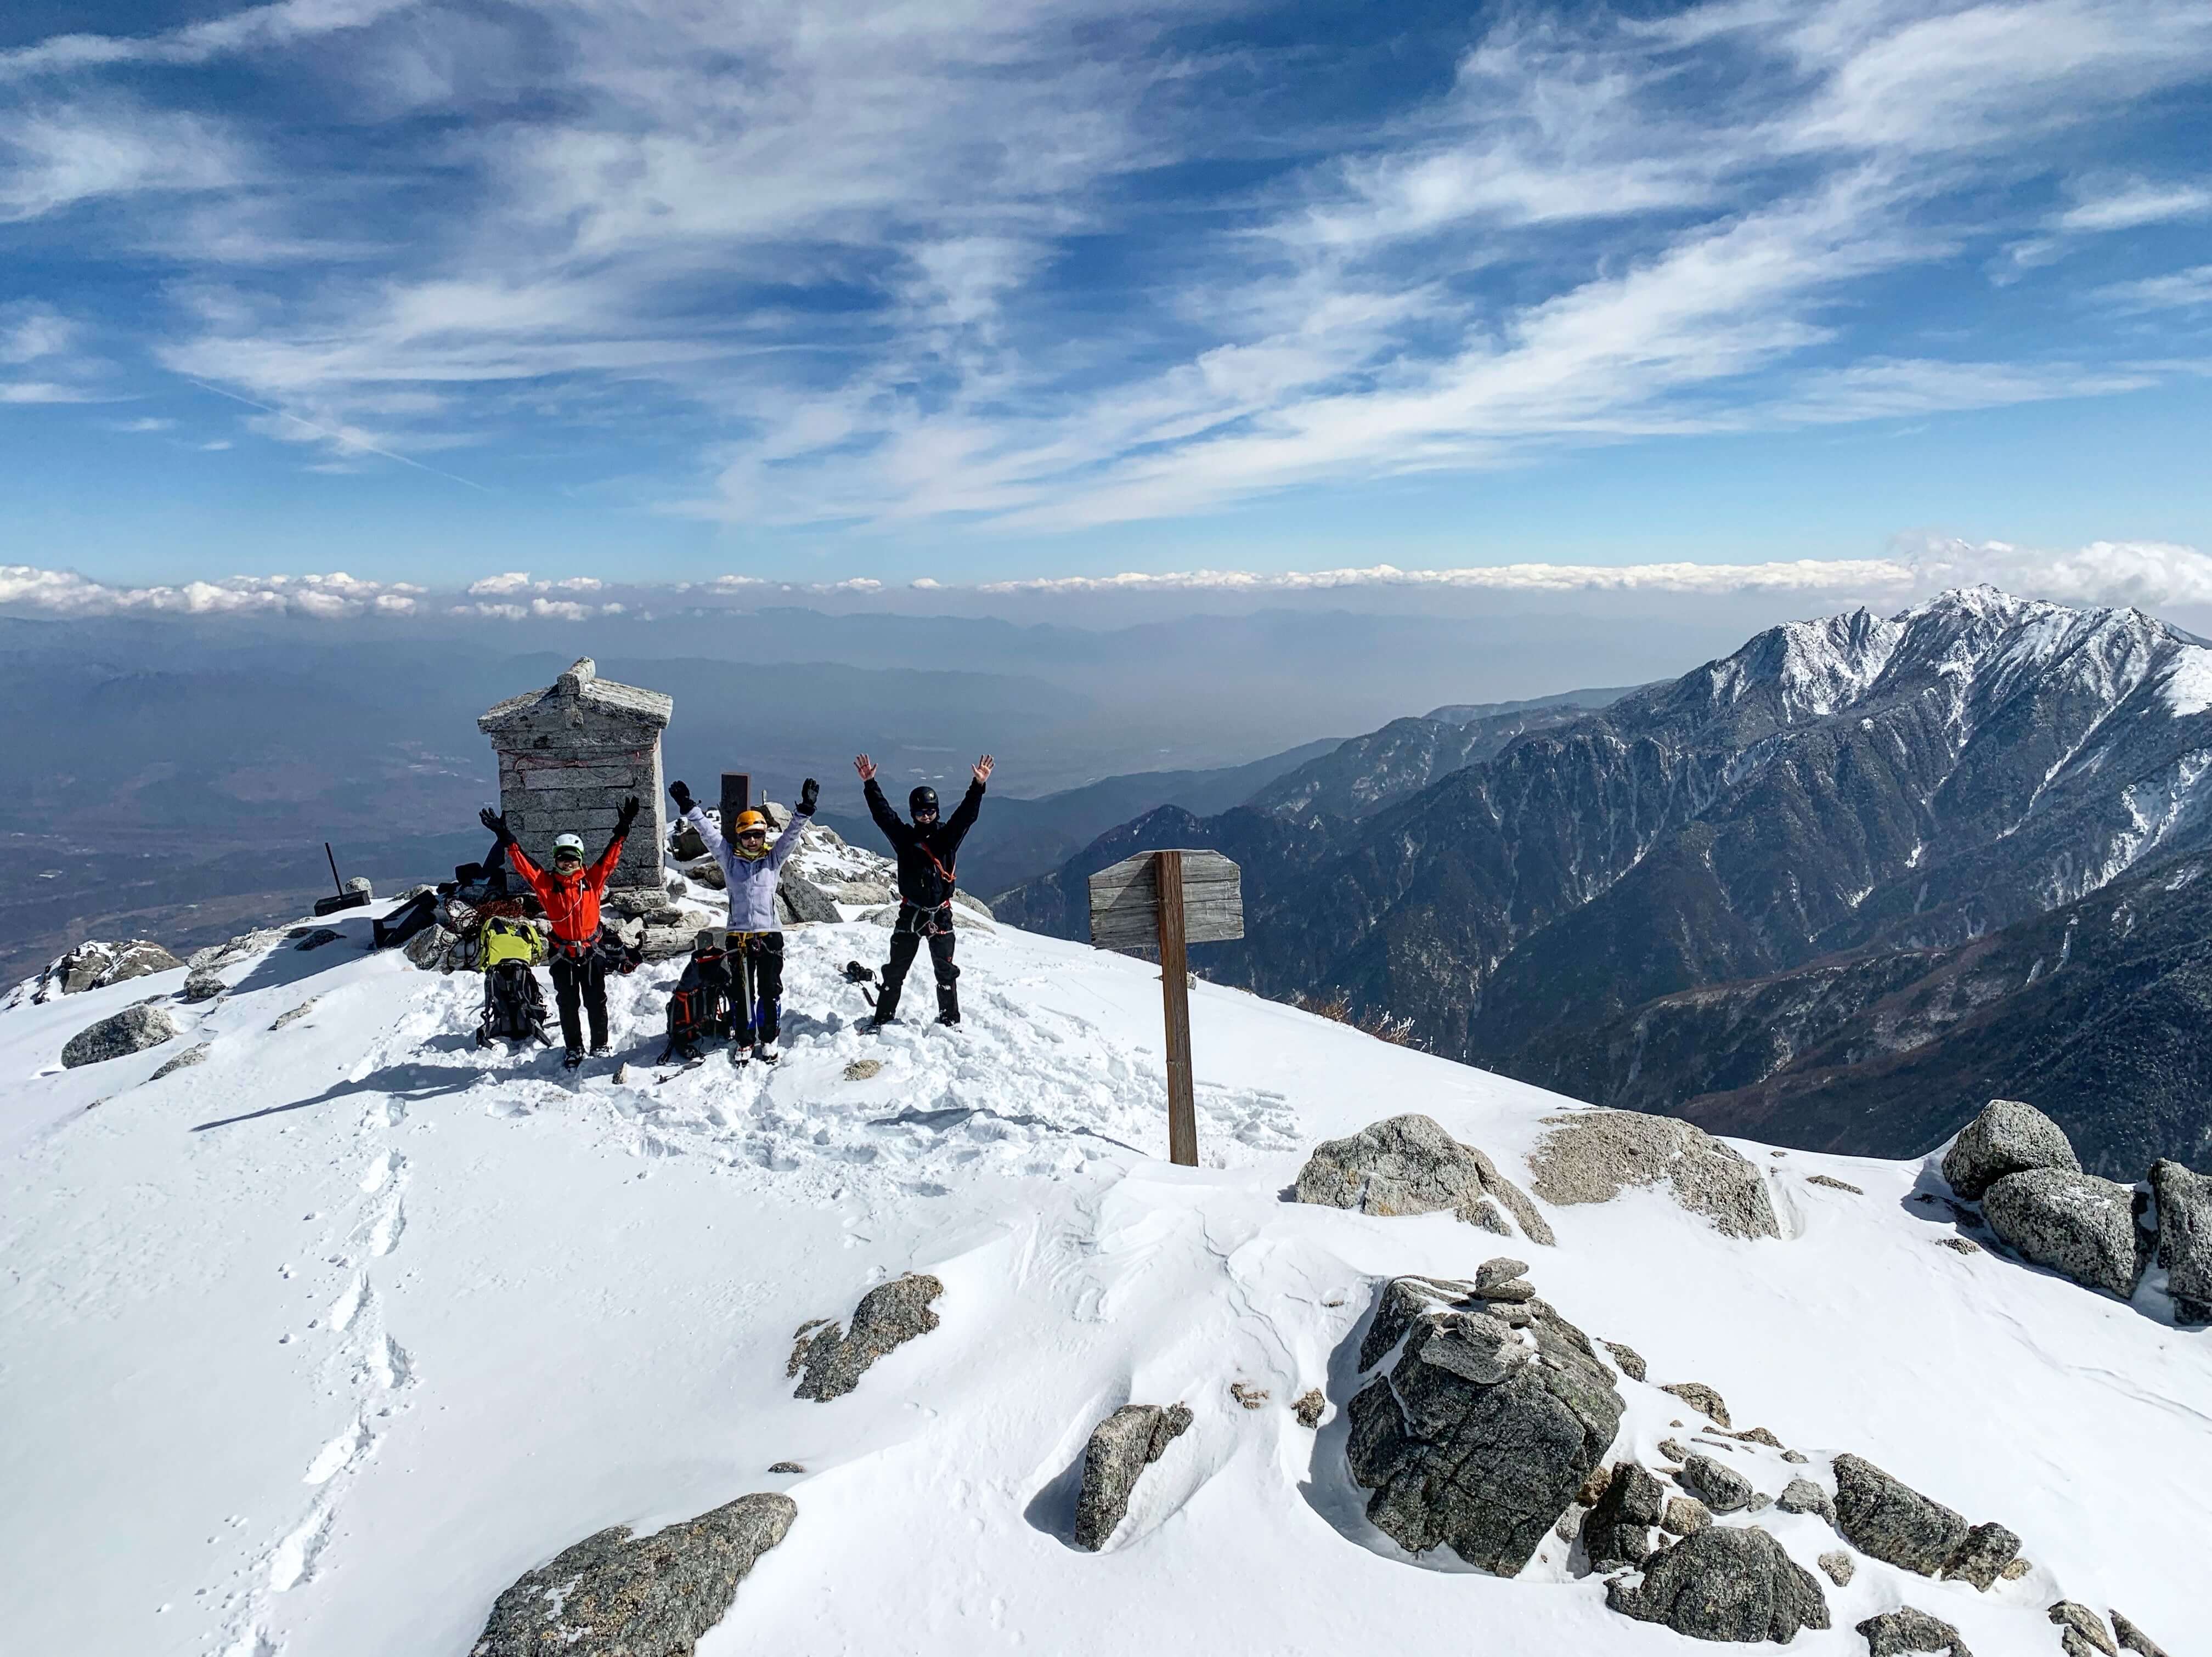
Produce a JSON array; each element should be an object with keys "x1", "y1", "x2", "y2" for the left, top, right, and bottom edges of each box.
[{"x1": 552, "y1": 832, "x2": 586, "y2": 861}]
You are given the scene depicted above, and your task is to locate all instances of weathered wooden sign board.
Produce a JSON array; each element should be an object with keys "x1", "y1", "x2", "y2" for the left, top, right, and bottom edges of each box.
[{"x1": 1087, "y1": 849, "x2": 1244, "y2": 1167}]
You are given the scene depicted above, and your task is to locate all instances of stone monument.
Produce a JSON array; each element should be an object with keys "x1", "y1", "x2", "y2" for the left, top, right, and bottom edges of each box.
[{"x1": 478, "y1": 658, "x2": 672, "y2": 892}]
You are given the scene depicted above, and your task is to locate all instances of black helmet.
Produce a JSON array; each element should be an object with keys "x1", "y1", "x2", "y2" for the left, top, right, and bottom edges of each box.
[{"x1": 910, "y1": 785, "x2": 940, "y2": 818}]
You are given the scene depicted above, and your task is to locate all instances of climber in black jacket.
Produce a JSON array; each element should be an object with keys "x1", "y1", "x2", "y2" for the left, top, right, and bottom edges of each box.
[{"x1": 856, "y1": 751, "x2": 992, "y2": 1027}]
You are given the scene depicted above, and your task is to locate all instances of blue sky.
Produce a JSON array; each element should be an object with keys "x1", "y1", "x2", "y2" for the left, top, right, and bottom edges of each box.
[{"x1": 2, "y1": 0, "x2": 2210, "y2": 606}]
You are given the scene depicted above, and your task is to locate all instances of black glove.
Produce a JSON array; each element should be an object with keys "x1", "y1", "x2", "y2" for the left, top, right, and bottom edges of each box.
[
  {"x1": 798, "y1": 777, "x2": 820, "y2": 816},
  {"x1": 479, "y1": 806, "x2": 514, "y2": 845},
  {"x1": 669, "y1": 779, "x2": 694, "y2": 813},
  {"x1": 616, "y1": 795, "x2": 641, "y2": 834}
]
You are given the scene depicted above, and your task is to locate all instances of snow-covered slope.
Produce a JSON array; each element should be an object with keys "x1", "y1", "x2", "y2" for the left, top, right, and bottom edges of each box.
[{"x1": 1, "y1": 894, "x2": 2204, "y2": 1656}]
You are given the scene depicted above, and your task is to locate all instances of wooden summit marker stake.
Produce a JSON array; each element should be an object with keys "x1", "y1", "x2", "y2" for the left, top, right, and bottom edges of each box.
[
  {"x1": 1155, "y1": 850, "x2": 1197, "y2": 1167},
  {"x1": 1086, "y1": 847, "x2": 1244, "y2": 1168}
]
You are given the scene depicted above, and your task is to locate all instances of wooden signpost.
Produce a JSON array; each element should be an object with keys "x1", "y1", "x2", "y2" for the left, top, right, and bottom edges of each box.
[
  {"x1": 1087, "y1": 849, "x2": 1244, "y2": 1167},
  {"x1": 720, "y1": 771, "x2": 752, "y2": 832}
]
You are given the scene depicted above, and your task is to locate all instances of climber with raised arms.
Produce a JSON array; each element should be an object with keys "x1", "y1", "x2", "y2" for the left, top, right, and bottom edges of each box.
[
  {"x1": 479, "y1": 795, "x2": 639, "y2": 1070},
  {"x1": 855, "y1": 752, "x2": 991, "y2": 1029},
  {"x1": 668, "y1": 774, "x2": 819, "y2": 1062}
]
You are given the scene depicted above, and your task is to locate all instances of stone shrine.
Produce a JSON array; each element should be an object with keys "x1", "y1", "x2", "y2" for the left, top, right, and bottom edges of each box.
[{"x1": 477, "y1": 658, "x2": 672, "y2": 892}]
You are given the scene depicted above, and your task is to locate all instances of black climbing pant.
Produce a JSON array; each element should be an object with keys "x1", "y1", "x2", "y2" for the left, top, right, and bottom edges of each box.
[
  {"x1": 551, "y1": 949, "x2": 608, "y2": 1055},
  {"x1": 878, "y1": 918, "x2": 958, "y2": 1023}
]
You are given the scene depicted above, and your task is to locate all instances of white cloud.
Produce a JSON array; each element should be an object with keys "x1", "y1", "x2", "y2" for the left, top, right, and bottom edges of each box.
[
  {"x1": 0, "y1": 381, "x2": 103, "y2": 404},
  {"x1": 0, "y1": 567, "x2": 424, "y2": 617},
  {"x1": 0, "y1": 0, "x2": 421, "y2": 80},
  {"x1": 2097, "y1": 265, "x2": 2212, "y2": 313},
  {"x1": 0, "y1": 302, "x2": 74, "y2": 363},
  {"x1": 8, "y1": 540, "x2": 2212, "y2": 620},
  {"x1": 0, "y1": 99, "x2": 247, "y2": 222},
  {"x1": 2054, "y1": 178, "x2": 2212, "y2": 234}
]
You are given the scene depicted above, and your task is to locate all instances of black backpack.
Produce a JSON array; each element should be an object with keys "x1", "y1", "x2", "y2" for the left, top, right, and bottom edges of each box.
[{"x1": 477, "y1": 959, "x2": 552, "y2": 1048}]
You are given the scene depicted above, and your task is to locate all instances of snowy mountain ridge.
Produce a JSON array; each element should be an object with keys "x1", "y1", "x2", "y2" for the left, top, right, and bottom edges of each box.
[{"x1": 3, "y1": 873, "x2": 2207, "y2": 1657}]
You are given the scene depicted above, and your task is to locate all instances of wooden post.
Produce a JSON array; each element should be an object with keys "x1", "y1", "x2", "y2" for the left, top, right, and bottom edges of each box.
[
  {"x1": 1155, "y1": 850, "x2": 1198, "y2": 1167},
  {"x1": 720, "y1": 772, "x2": 752, "y2": 832}
]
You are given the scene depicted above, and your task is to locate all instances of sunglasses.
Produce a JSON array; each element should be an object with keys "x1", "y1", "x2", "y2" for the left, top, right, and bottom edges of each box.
[{"x1": 737, "y1": 828, "x2": 768, "y2": 840}]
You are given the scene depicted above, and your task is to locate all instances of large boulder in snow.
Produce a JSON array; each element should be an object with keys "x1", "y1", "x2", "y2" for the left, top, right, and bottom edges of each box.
[
  {"x1": 1583, "y1": 1462, "x2": 1666, "y2": 1570},
  {"x1": 792, "y1": 1273, "x2": 943, "y2": 1402},
  {"x1": 2148, "y1": 1160, "x2": 2212, "y2": 1324},
  {"x1": 1831, "y1": 1454, "x2": 1970, "y2": 1575},
  {"x1": 2110, "y1": 1610, "x2": 2170, "y2": 1657},
  {"x1": 1293, "y1": 1114, "x2": 1556, "y2": 1245},
  {"x1": 1345, "y1": 1274, "x2": 1622, "y2": 1575},
  {"x1": 1528, "y1": 1110, "x2": 1780, "y2": 1240},
  {"x1": 1981, "y1": 1168, "x2": 2149, "y2": 1299},
  {"x1": 1857, "y1": 1607, "x2": 1974, "y2": 1657},
  {"x1": 1941, "y1": 1099, "x2": 2080, "y2": 1200},
  {"x1": 467, "y1": 1492, "x2": 794, "y2": 1657},
  {"x1": 36, "y1": 938, "x2": 182, "y2": 1001},
  {"x1": 1071, "y1": 1403, "x2": 1193, "y2": 1551},
  {"x1": 60, "y1": 1003, "x2": 180, "y2": 1068},
  {"x1": 1605, "y1": 1524, "x2": 1829, "y2": 1644},
  {"x1": 148, "y1": 1043, "x2": 211, "y2": 1081}
]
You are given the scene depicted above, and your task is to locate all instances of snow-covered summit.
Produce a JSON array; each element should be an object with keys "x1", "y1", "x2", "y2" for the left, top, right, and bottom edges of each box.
[{"x1": 1, "y1": 886, "x2": 2205, "y2": 1656}]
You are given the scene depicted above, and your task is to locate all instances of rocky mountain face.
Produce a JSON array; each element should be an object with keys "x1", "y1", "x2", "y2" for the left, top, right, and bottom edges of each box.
[
  {"x1": 1248, "y1": 688, "x2": 1637, "y2": 821},
  {"x1": 998, "y1": 589, "x2": 2212, "y2": 1165}
]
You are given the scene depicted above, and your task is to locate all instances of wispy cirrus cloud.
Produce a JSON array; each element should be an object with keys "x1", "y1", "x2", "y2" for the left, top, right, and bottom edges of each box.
[{"x1": 3, "y1": 0, "x2": 2210, "y2": 541}]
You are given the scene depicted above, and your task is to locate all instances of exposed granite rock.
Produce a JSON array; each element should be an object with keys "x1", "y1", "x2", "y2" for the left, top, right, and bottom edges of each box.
[
  {"x1": 36, "y1": 938, "x2": 183, "y2": 1000},
  {"x1": 1601, "y1": 1340, "x2": 1647, "y2": 1381},
  {"x1": 2109, "y1": 1610, "x2": 2169, "y2": 1657},
  {"x1": 792, "y1": 1273, "x2": 943, "y2": 1402},
  {"x1": 1818, "y1": 1550, "x2": 1855, "y2": 1587},
  {"x1": 1292, "y1": 1389, "x2": 1326, "y2": 1429},
  {"x1": 1858, "y1": 1607, "x2": 1974, "y2": 1657},
  {"x1": 1584, "y1": 1462, "x2": 1666, "y2": 1571},
  {"x1": 2148, "y1": 1160, "x2": 2212, "y2": 1323},
  {"x1": 1657, "y1": 1438, "x2": 1691, "y2": 1464},
  {"x1": 404, "y1": 924, "x2": 460, "y2": 971},
  {"x1": 1678, "y1": 1454, "x2": 1754, "y2": 1515},
  {"x1": 2002, "y1": 1557, "x2": 2032, "y2": 1580},
  {"x1": 1293, "y1": 1114, "x2": 1555, "y2": 1245},
  {"x1": 1941, "y1": 1520, "x2": 2021, "y2": 1591},
  {"x1": 1732, "y1": 1427, "x2": 1785, "y2": 1448},
  {"x1": 1661, "y1": 1382, "x2": 1733, "y2": 1427},
  {"x1": 467, "y1": 1492, "x2": 794, "y2": 1657},
  {"x1": 776, "y1": 868, "x2": 841, "y2": 925},
  {"x1": 1073, "y1": 1404, "x2": 1192, "y2": 1551},
  {"x1": 1807, "y1": 1174, "x2": 1865, "y2": 1194},
  {"x1": 1777, "y1": 1477, "x2": 1835, "y2": 1522},
  {"x1": 60, "y1": 1003, "x2": 179, "y2": 1068},
  {"x1": 1606, "y1": 1525, "x2": 1829, "y2": 1644},
  {"x1": 1229, "y1": 1382, "x2": 1268, "y2": 1410},
  {"x1": 1942, "y1": 1098, "x2": 2080, "y2": 1200},
  {"x1": 1475, "y1": 1257, "x2": 1530, "y2": 1290},
  {"x1": 1662, "y1": 1495, "x2": 1710, "y2": 1536},
  {"x1": 1345, "y1": 1275, "x2": 1622, "y2": 1574},
  {"x1": 2050, "y1": 1603, "x2": 2119, "y2": 1657},
  {"x1": 148, "y1": 1043, "x2": 211, "y2": 1081},
  {"x1": 1531, "y1": 1110, "x2": 1781, "y2": 1240},
  {"x1": 1939, "y1": 1237, "x2": 1983, "y2": 1254},
  {"x1": 766, "y1": 1461, "x2": 803, "y2": 1474},
  {"x1": 1983, "y1": 1168, "x2": 2150, "y2": 1299},
  {"x1": 1832, "y1": 1454, "x2": 1970, "y2": 1575},
  {"x1": 270, "y1": 999, "x2": 318, "y2": 1031}
]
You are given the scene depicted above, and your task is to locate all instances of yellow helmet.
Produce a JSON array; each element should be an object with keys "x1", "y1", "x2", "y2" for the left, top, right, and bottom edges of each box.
[{"x1": 731, "y1": 810, "x2": 770, "y2": 835}]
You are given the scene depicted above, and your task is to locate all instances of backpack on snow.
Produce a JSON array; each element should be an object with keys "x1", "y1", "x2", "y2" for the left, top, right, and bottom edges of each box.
[
  {"x1": 661, "y1": 937, "x2": 737, "y2": 1060},
  {"x1": 476, "y1": 916, "x2": 552, "y2": 1048}
]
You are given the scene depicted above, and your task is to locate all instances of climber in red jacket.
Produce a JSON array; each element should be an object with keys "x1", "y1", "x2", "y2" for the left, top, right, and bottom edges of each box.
[{"x1": 481, "y1": 796, "x2": 639, "y2": 1067}]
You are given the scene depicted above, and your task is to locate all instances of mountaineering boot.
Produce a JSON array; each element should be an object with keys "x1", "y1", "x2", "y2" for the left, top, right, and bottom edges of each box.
[
  {"x1": 562, "y1": 1048, "x2": 584, "y2": 1071},
  {"x1": 935, "y1": 981, "x2": 961, "y2": 1026},
  {"x1": 871, "y1": 978, "x2": 902, "y2": 1027},
  {"x1": 731, "y1": 1042, "x2": 752, "y2": 1067},
  {"x1": 756, "y1": 1039, "x2": 781, "y2": 1063}
]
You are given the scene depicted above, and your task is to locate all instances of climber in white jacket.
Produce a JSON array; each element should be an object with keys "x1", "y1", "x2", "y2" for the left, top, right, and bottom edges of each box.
[{"x1": 669, "y1": 776, "x2": 817, "y2": 1059}]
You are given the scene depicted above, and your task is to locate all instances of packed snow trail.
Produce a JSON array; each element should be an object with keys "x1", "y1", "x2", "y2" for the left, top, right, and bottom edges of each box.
[{"x1": 1, "y1": 903, "x2": 2205, "y2": 1655}]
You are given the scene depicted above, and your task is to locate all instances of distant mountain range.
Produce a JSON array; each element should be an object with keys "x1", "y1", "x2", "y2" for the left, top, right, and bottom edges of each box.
[{"x1": 997, "y1": 589, "x2": 2212, "y2": 1173}]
